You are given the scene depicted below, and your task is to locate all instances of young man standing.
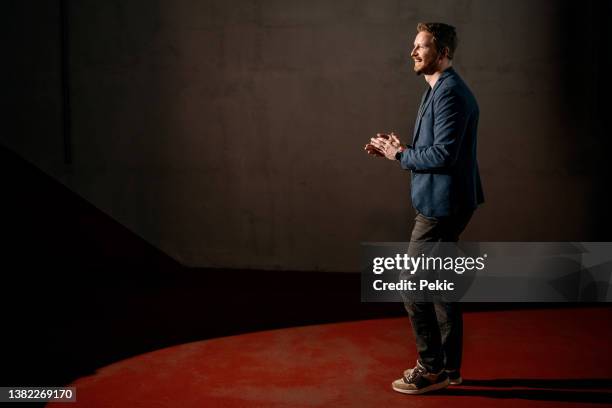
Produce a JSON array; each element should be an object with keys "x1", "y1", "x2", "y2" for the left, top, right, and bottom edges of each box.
[{"x1": 365, "y1": 22, "x2": 484, "y2": 395}]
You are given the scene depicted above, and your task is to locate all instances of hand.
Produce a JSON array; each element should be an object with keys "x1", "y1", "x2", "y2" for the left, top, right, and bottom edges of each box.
[
  {"x1": 370, "y1": 132, "x2": 403, "y2": 161},
  {"x1": 389, "y1": 133, "x2": 402, "y2": 149},
  {"x1": 364, "y1": 133, "x2": 396, "y2": 158},
  {"x1": 364, "y1": 143, "x2": 384, "y2": 157},
  {"x1": 364, "y1": 133, "x2": 389, "y2": 157}
]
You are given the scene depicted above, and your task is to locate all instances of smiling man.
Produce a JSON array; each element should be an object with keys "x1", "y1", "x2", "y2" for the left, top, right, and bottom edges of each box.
[{"x1": 365, "y1": 22, "x2": 484, "y2": 394}]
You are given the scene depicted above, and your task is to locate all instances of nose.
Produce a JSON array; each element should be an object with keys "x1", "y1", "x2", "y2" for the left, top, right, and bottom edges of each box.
[{"x1": 410, "y1": 46, "x2": 418, "y2": 58}]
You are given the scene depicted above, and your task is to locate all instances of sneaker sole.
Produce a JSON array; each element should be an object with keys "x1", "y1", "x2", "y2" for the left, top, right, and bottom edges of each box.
[
  {"x1": 392, "y1": 378, "x2": 450, "y2": 395},
  {"x1": 449, "y1": 377, "x2": 462, "y2": 385}
]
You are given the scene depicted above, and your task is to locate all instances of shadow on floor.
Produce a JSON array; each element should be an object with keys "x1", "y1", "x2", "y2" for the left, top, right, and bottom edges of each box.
[{"x1": 436, "y1": 378, "x2": 612, "y2": 404}]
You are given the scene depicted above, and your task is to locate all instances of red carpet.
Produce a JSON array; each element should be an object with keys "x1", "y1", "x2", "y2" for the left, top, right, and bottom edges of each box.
[{"x1": 48, "y1": 307, "x2": 612, "y2": 407}]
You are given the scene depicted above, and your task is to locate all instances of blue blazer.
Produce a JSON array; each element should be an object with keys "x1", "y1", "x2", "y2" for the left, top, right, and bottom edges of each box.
[{"x1": 398, "y1": 67, "x2": 484, "y2": 217}]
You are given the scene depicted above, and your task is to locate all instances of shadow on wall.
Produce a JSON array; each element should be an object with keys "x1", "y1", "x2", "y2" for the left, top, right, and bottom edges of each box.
[{"x1": 555, "y1": 1, "x2": 612, "y2": 240}]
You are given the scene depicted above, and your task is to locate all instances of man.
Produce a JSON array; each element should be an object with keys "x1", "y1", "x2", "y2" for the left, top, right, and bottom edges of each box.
[{"x1": 365, "y1": 22, "x2": 484, "y2": 395}]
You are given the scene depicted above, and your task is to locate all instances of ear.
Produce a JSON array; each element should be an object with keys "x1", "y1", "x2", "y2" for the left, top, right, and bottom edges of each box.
[{"x1": 439, "y1": 47, "x2": 449, "y2": 60}]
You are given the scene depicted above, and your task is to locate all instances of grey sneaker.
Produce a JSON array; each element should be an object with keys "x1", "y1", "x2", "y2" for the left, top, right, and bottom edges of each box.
[
  {"x1": 404, "y1": 367, "x2": 463, "y2": 385},
  {"x1": 392, "y1": 361, "x2": 450, "y2": 395}
]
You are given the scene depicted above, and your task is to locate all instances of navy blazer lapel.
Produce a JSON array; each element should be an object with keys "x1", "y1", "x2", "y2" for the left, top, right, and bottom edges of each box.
[
  {"x1": 412, "y1": 89, "x2": 429, "y2": 139},
  {"x1": 411, "y1": 68, "x2": 455, "y2": 144},
  {"x1": 412, "y1": 88, "x2": 433, "y2": 141}
]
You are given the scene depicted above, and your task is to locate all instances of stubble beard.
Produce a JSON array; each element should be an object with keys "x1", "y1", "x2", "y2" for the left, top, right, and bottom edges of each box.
[
  {"x1": 414, "y1": 61, "x2": 437, "y2": 76},
  {"x1": 413, "y1": 52, "x2": 440, "y2": 76}
]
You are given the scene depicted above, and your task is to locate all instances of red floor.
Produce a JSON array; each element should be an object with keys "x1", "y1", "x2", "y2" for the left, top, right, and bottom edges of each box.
[{"x1": 48, "y1": 307, "x2": 612, "y2": 407}]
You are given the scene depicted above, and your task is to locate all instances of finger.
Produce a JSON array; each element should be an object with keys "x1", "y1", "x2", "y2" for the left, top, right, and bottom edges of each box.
[{"x1": 366, "y1": 145, "x2": 384, "y2": 155}]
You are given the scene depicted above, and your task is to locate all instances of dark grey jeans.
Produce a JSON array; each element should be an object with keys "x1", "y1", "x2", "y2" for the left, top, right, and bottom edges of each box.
[{"x1": 402, "y1": 210, "x2": 474, "y2": 373}]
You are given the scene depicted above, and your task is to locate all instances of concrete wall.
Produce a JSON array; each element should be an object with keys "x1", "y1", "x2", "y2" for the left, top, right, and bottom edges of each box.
[
  {"x1": 3, "y1": 0, "x2": 611, "y2": 271},
  {"x1": 2, "y1": 2, "x2": 65, "y2": 171}
]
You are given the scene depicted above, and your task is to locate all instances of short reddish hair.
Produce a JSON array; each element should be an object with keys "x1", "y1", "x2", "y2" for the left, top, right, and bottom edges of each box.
[{"x1": 417, "y1": 22, "x2": 458, "y2": 59}]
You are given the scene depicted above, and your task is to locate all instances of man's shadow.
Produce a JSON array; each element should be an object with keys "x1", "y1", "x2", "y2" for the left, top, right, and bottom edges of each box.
[{"x1": 434, "y1": 378, "x2": 612, "y2": 404}]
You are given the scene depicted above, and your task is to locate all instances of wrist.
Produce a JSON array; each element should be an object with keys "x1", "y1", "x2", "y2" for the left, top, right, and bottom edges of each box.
[{"x1": 395, "y1": 149, "x2": 403, "y2": 161}]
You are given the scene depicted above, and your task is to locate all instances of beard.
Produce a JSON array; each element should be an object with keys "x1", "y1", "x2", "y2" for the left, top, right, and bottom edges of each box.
[{"x1": 413, "y1": 53, "x2": 440, "y2": 76}]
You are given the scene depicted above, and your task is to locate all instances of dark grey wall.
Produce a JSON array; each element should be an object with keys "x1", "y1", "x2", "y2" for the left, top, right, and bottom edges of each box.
[
  {"x1": 3, "y1": 1, "x2": 611, "y2": 271},
  {"x1": 2, "y1": 2, "x2": 64, "y2": 170}
]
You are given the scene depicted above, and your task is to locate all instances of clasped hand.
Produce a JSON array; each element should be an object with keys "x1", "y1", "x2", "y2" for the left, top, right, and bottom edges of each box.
[{"x1": 364, "y1": 132, "x2": 403, "y2": 160}]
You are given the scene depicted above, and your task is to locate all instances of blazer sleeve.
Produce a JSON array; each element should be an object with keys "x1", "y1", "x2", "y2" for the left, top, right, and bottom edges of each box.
[{"x1": 399, "y1": 87, "x2": 470, "y2": 171}]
